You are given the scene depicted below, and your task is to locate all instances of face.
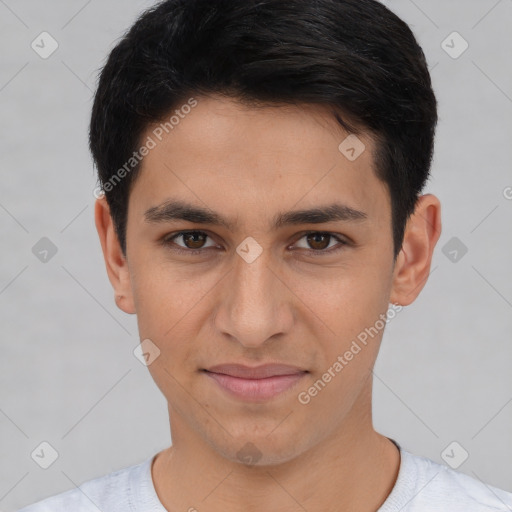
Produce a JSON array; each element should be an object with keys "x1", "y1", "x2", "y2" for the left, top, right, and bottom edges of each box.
[{"x1": 96, "y1": 94, "x2": 438, "y2": 466}]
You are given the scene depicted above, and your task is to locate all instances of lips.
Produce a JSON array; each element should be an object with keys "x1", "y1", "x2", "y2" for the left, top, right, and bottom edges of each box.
[
  {"x1": 202, "y1": 363, "x2": 308, "y2": 401},
  {"x1": 204, "y1": 363, "x2": 307, "y2": 379}
]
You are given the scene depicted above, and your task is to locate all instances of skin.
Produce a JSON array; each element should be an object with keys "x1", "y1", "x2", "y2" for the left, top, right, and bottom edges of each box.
[{"x1": 95, "y1": 94, "x2": 441, "y2": 512}]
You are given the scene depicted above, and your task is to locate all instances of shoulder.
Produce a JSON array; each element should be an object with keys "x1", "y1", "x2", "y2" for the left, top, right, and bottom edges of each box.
[
  {"x1": 17, "y1": 457, "x2": 152, "y2": 512},
  {"x1": 390, "y1": 449, "x2": 512, "y2": 511}
]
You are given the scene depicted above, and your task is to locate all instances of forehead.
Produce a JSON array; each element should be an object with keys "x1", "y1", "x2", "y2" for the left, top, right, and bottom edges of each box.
[
  {"x1": 128, "y1": 94, "x2": 390, "y2": 229},
  {"x1": 146, "y1": 94, "x2": 368, "y2": 165}
]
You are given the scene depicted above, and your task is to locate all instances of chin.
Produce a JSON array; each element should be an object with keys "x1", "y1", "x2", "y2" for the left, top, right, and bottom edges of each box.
[{"x1": 210, "y1": 429, "x2": 313, "y2": 468}]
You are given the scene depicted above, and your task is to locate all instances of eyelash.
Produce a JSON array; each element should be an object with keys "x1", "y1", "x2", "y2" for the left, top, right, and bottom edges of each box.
[{"x1": 161, "y1": 230, "x2": 348, "y2": 257}]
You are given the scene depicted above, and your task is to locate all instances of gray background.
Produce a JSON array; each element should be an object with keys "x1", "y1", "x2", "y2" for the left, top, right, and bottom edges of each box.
[{"x1": 1, "y1": 0, "x2": 511, "y2": 510}]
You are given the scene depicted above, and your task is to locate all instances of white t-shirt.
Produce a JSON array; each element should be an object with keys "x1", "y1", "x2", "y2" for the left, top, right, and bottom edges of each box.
[{"x1": 18, "y1": 441, "x2": 512, "y2": 511}]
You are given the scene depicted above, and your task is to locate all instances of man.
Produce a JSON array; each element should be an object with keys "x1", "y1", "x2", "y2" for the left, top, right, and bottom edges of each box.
[{"x1": 19, "y1": 0, "x2": 512, "y2": 510}]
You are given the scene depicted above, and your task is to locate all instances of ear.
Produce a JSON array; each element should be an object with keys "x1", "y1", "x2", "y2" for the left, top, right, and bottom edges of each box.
[
  {"x1": 389, "y1": 193, "x2": 442, "y2": 306},
  {"x1": 94, "y1": 195, "x2": 136, "y2": 314}
]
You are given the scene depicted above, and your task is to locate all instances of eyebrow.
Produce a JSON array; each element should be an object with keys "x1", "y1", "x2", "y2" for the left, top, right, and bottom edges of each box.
[{"x1": 144, "y1": 198, "x2": 367, "y2": 230}]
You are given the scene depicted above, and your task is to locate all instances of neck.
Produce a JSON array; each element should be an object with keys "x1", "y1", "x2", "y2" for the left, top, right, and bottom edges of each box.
[{"x1": 152, "y1": 383, "x2": 400, "y2": 511}]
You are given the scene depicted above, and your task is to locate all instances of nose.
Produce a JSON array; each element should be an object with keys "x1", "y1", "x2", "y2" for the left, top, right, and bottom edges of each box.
[{"x1": 214, "y1": 247, "x2": 295, "y2": 349}]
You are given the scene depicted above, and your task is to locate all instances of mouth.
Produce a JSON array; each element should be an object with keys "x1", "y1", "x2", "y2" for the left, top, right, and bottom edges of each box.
[{"x1": 202, "y1": 363, "x2": 308, "y2": 401}]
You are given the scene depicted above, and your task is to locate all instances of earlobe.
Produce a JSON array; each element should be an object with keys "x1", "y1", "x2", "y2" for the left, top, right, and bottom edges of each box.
[
  {"x1": 389, "y1": 194, "x2": 442, "y2": 306},
  {"x1": 94, "y1": 196, "x2": 136, "y2": 314}
]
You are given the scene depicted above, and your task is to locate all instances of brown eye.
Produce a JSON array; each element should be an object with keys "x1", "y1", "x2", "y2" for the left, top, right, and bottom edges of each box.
[
  {"x1": 293, "y1": 231, "x2": 348, "y2": 255},
  {"x1": 162, "y1": 230, "x2": 217, "y2": 255},
  {"x1": 306, "y1": 233, "x2": 331, "y2": 250},
  {"x1": 181, "y1": 232, "x2": 207, "y2": 249}
]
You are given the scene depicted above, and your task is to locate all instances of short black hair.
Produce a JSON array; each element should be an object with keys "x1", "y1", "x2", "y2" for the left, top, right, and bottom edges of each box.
[{"x1": 89, "y1": 0, "x2": 437, "y2": 260}]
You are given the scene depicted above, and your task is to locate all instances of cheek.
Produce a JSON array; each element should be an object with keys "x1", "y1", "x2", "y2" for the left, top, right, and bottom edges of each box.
[
  {"x1": 129, "y1": 258, "x2": 216, "y2": 380},
  {"x1": 129, "y1": 253, "x2": 210, "y2": 333},
  {"x1": 291, "y1": 257, "x2": 392, "y2": 333},
  {"x1": 295, "y1": 273, "x2": 390, "y2": 418},
  {"x1": 291, "y1": 263, "x2": 393, "y2": 400}
]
